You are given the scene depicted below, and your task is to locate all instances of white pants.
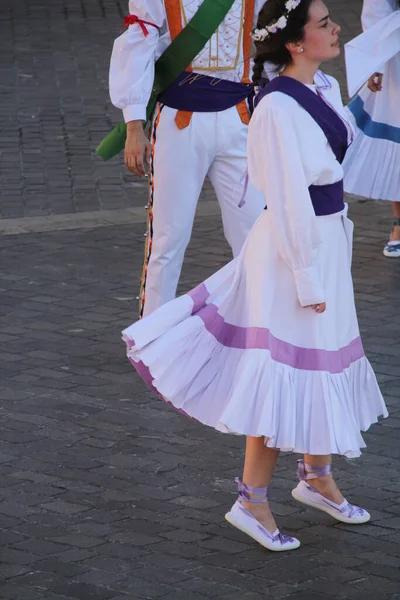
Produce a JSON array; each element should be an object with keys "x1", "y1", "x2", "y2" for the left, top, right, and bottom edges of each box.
[{"x1": 140, "y1": 104, "x2": 265, "y2": 317}]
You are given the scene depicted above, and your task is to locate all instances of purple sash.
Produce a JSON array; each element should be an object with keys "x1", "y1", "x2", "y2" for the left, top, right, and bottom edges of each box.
[
  {"x1": 158, "y1": 72, "x2": 254, "y2": 113},
  {"x1": 255, "y1": 76, "x2": 348, "y2": 216}
]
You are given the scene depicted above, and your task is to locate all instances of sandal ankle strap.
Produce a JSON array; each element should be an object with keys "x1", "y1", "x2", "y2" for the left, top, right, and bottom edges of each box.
[
  {"x1": 297, "y1": 459, "x2": 332, "y2": 481},
  {"x1": 235, "y1": 477, "x2": 269, "y2": 503}
]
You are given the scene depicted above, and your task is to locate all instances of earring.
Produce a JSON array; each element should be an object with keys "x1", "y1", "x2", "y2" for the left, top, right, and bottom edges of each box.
[{"x1": 300, "y1": 48, "x2": 304, "y2": 53}]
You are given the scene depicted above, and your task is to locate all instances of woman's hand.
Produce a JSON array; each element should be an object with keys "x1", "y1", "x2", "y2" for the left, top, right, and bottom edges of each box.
[
  {"x1": 367, "y1": 73, "x2": 383, "y2": 93},
  {"x1": 304, "y1": 303, "x2": 326, "y2": 313},
  {"x1": 124, "y1": 120, "x2": 151, "y2": 177}
]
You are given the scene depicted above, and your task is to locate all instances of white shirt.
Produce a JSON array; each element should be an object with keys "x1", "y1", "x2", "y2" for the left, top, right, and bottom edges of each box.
[
  {"x1": 247, "y1": 75, "x2": 352, "y2": 306},
  {"x1": 109, "y1": 0, "x2": 265, "y2": 123}
]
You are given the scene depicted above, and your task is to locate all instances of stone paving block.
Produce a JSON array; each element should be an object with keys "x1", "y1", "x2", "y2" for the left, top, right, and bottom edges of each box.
[
  {"x1": 30, "y1": 558, "x2": 90, "y2": 578},
  {"x1": 40, "y1": 500, "x2": 91, "y2": 515},
  {"x1": 0, "y1": 585, "x2": 48, "y2": 600},
  {"x1": 73, "y1": 568, "x2": 128, "y2": 587},
  {"x1": 56, "y1": 548, "x2": 98, "y2": 563},
  {"x1": 115, "y1": 578, "x2": 176, "y2": 598},
  {"x1": 0, "y1": 564, "x2": 30, "y2": 580},
  {"x1": 50, "y1": 583, "x2": 118, "y2": 600},
  {"x1": 139, "y1": 553, "x2": 197, "y2": 571},
  {"x1": 49, "y1": 534, "x2": 106, "y2": 549},
  {"x1": 0, "y1": 530, "x2": 27, "y2": 547},
  {"x1": 159, "y1": 592, "x2": 208, "y2": 600},
  {"x1": 133, "y1": 566, "x2": 191, "y2": 586},
  {"x1": 0, "y1": 548, "x2": 42, "y2": 566}
]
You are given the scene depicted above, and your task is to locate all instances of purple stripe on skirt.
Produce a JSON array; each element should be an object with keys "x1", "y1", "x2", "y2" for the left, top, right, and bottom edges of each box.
[{"x1": 187, "y1": 284, "x2": 364, "y2": 374}]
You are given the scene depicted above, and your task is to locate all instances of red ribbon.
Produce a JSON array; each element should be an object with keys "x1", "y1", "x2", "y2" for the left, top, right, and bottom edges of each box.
[{"x1": 122, "y1": 15, "x2": 158, "y2": 37}]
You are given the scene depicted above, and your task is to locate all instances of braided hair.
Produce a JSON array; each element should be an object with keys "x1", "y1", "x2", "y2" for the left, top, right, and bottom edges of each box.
[{"x1": 252, "y1": 0, "x2": 314, "y2": 86}]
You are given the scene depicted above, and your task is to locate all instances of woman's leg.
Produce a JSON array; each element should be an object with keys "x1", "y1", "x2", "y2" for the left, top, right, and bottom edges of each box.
[
  {"x1": 292, "y1": 455, "x2": 370, "y2": 523},
  {"x1": 241, "y1": 436, "x2": 280, "y2": 533},
  {"x1": 389, "y1": 201, "x2": 400, "y2": 242},
  {"x1": 303, "y1": 454, "x2": 343, "y2": 504}
]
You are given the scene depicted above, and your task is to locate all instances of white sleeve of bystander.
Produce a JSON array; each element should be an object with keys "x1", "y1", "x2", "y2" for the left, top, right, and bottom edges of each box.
[
  {"x1": 361, "y1": 0, "x2": 396, "y2": 31},
  {"x1": 109, "y1": 1, "x2": 166, "y2": 123},
  {"x1": 345, "y1": 8, "x2": 400, "y2": 97}
]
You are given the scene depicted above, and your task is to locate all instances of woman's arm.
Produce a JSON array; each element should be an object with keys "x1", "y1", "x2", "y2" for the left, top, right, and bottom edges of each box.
[{"x1": 248, "y1": 103, "x2": 325, "y2": 308}]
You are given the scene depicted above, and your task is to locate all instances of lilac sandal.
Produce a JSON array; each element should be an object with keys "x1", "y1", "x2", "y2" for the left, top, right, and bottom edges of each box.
[
  {"x1": 225, "y1": 478, "x2": 300, "y2": 551},
  {"x1": 291, "y1": 459, "x2": 370, "y2": 524}
]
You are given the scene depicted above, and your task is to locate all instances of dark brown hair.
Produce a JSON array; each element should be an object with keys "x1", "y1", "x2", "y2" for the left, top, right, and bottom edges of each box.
[{"x1": 252, "y1": 0, "x2": 314, "y2": 85}]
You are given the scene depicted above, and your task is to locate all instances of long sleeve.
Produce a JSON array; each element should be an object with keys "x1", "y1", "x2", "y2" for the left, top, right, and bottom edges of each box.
[
  {"x1": 248, "y1": 104, "x2": 324, "y2": 307},
  {"x1": 345, "y1": 2, "x2": 400, "y2": 96},
  {"x1": 109, "y1": 1, "x2": 166, "y2": 123},
  {"x1": 361, "y1": 0, "x2": 395, "y2": 30}
]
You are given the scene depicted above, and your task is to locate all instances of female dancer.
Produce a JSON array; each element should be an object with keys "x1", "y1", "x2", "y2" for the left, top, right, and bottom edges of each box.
[
  {"x1": 123, "y1": 0, "x2": 387, "y2": 551},
  {"x1": 343, "y1": 0, "x2": 400, "y2": 257}
]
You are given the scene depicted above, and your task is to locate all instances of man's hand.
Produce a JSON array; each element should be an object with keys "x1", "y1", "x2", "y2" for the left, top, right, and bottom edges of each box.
[
  {"x1": 304, "y1": 303, "x2": 326, "y2": 313},
  {"x1": 124, "y1": 120, "x2": 151, "y2": 177},
  {"x1": 367, "y1": 73, "x2": 383, "y2": 93}
]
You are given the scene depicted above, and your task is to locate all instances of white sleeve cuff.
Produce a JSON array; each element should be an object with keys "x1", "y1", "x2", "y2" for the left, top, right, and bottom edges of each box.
[
  {"x1": 123, "y1": 104, "x2": 147, "y2": 123},
  {"x1": 294, "y1": 266, "x2": 325, "y2": 307}
]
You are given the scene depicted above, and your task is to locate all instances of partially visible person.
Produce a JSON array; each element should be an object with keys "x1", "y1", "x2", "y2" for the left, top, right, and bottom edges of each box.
[
  {"x1": 109, "y1": 1, "x2": 266, "y2": 317},
  {"x1": 343, "y1": 0, "x2": 400, "y2": 257}
]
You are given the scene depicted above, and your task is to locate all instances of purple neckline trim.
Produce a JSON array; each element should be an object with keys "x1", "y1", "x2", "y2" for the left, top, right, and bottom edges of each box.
[
  {"x1": 187, "y1": 284, "x2": 364, "y2": 374},
  {"x1": 315, "y1": 70, "x2": 332, "y2": 92}
]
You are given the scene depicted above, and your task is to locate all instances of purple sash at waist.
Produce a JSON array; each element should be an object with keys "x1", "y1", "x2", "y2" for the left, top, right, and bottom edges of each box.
[
  {"x1": 309, "y1": 180, "x2": 344, "y2": 216},
  {"x1": 264, "y1": 180, "x2": 344, "y2": 217},
  {"x1": 158, "y1": 72, "x2": 254, "y2": 113}
]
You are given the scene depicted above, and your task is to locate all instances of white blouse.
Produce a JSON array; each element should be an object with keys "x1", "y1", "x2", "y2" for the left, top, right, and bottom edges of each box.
[
  {"x1": 109, "y1": 0, "x2": 265, "y2": 123},
  {"x1": 247, "y1": 75, "x2": 352, "y2": 307}
]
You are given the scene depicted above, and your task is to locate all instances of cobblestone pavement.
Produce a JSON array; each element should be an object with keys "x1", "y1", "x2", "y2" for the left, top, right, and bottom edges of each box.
[
  {"x1": 1, "y1": 0, "x2": 400, "y2": 599},
  {"x1": 0, "y1": 199, "x2": 399, "y2": 600},
  {"x1": 1, "y1": 0, "x2": 362, "y2": 219}
]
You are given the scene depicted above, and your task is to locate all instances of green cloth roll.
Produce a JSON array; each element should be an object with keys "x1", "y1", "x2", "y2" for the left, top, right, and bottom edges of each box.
[{"x1": 96, "y1": 121, "x2": 127, "y2": 161}]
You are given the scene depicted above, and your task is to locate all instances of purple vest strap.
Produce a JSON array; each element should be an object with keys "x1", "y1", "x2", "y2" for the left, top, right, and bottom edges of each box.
[
  {"x1": 255, "y1": 75, "x2": 348, "y2": 163},
  {"x1": 257, "y1": 76, "x2": 347, "y2": 217},
  {"x1": 158, "y1": 72, "x2": 254, "y2": 113}
]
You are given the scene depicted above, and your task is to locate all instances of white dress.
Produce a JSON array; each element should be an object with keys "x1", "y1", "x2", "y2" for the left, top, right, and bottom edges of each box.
[
  {"x1": 343, "y1": 0, "x2": 400, "y2": 201},
  {"x1": 122, "y1": 75, "x2": 387, "y2": 459}
]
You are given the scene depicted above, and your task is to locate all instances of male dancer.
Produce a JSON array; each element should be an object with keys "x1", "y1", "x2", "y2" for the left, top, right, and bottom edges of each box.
[{"x1": 109, "y1": 1, "x2": 265, "y2": 316}]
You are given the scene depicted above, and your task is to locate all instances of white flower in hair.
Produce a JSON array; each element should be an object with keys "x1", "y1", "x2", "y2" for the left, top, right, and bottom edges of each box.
[
  {"x1": 252, "y1": 28, "x2": 268, "y2": 41},
  {"x1": 276, "y1": 15, "x2": 287, "y2": 29},
  {"x1": 285, "y1": 0, "x2": 300, "y2": 10},
  {"x1": 251, "y1": 0, "x2": 302, "y2": 42}
]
